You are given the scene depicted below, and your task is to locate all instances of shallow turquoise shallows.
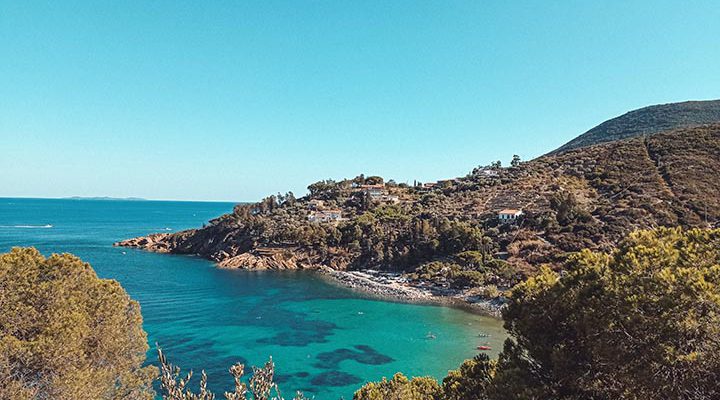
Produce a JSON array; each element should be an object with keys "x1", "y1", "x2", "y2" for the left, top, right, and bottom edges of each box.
[{"x1": 0, "y1": 198, "x2": 506, "y2": 399}]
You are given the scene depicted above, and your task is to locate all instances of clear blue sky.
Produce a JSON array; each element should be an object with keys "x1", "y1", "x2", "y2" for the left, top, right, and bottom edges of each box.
[{"x1": 2, "y1": 1, "x2": 719, "y2": 202}]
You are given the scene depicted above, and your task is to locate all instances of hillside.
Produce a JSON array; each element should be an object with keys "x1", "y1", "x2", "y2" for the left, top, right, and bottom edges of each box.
[
  {"x1": 552, "y1": 100, "x2": 720, "y2": 154},
  {"x1": 117, "y1": 124, "x2": 720, "y2": 302}
]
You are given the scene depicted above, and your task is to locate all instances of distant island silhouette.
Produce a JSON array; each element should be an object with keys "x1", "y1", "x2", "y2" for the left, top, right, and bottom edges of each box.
[{"x1": 64, "y1": 196, "x2": 147, "y2": 201}]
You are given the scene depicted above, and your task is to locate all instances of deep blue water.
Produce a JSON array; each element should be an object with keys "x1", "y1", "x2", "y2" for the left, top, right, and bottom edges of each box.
[{"x1": 0, "y1": 198, "x2": 505, "y2": 399}]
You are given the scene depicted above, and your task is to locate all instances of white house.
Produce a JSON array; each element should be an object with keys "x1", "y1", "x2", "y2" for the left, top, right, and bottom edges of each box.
[
  {"x1": 482, "y1": 169, "x2": 498, "y2": 177},
  {"x1": 418, "y1": 182, "x2": 437, "y2": 192},
  {"x1": 498, "y1": 209, "x2": 523, "y2": 222},
  {"x1": 358, "y1": 184, "x2": 386, "y2": 198},
  {"x1": 381, "y1": 195, "x2": 400, "y2": 204},
  {"x1": 308, "y1": 209, "x2": 343, "y2": 223}
]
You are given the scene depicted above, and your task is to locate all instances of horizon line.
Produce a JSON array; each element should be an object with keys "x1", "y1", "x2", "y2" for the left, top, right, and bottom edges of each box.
[{"x1": 0, "y1": 196, "x2": 246, "y2": 204}]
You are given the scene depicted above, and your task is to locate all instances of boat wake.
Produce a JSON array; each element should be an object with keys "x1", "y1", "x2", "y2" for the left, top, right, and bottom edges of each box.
[{"x1": 0, "y1": 224, "x2": 53, "y2": 229}]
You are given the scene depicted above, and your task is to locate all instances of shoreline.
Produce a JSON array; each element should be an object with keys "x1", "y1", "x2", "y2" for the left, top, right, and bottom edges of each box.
[
  {"x1": 317, "y1": 266, "x2": 506, "y2": 318},
  {"x1": 115, "y1": 238, "x2": 506, "y2": 318}
]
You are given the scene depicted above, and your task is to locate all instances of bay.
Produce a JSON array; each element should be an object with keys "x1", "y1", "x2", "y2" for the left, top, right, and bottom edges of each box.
[{"x1": 0, "y1": 198, "x2": 506, "y2": 399}]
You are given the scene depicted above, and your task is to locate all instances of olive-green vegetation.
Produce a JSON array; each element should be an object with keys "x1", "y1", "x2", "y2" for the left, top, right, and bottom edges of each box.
[
  {"x1": 0, "y1": 248, "x2": 156, "y2": 400},
  {"x1": 440, "y1": 354, "x2": 496, "y2": 400},
  {"x1": 355, "y1": 228, "x2": 720, "y2": 400},
  {"x1": 351, "y1": 373, "x2": 441, "y2": 400}
]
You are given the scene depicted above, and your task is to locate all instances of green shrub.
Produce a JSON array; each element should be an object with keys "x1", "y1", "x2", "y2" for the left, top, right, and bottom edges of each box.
[
  {"x1": 455, "y1": 251, "x2": 486, "y2": 270},
  {"x1": 497, "y1": 227, "x2": 720, "y2": 399},
  {"x1": 451, "y1": 270, "x2": 486, "y2": 288},
  {"x1": 441, "y1": 354, "x2": 496, "y2": 400},
  {"x1": 477, "y1": 285, "x2": 500, "y2": 298},
  {"x1": 353, "y1": 373, "x2": 440, "y2": 400}
]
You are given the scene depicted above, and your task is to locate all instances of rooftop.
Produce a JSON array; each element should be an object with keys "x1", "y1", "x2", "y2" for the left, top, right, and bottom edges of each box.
[{"x1": 498, "y1": 209, "x2": 523, "y2": 215}]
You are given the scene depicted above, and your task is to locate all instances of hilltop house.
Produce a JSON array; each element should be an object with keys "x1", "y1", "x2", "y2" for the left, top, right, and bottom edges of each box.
[
  {"x1": 498, "y1": 209, "x2": 523, "y2": 222},
  {"x1": 481, "y1": 169, "x2": 498, "y2": 177},
  {"x1": 358, "y1": 184, "x2": 386, "y2": 198},
  {"x1": 308, "y1": 209, "x2": 343, "y2": 223}
]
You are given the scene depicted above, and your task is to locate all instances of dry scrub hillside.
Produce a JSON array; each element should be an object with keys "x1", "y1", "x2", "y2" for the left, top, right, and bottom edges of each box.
[{"x1": 118, "y1": 124, "x2": 720, "y2": 290}]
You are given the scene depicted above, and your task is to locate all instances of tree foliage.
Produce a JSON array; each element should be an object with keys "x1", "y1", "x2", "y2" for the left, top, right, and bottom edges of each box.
[
  {"x1": 441, "y1": 354, "x2": 496, "y2": 400},
  {"x1": 498, "y1": 227, "x2": 720, "y2": 400},
  {"x1": 0, "y1": 247, "x2": 156, "y2": 399},
  {"x1": 355, "y1": 228, "x2": 720, "y2": 400},
  {"x1": 353, "y1": 373, "x2": 440, "y2": 400}
]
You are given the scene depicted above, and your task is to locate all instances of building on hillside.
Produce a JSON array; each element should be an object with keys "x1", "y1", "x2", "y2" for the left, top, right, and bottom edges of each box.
[
  {"x1": 417, "y1": 182, "x2": 437, "y2": 192},
  {"x1": 498, "y1": 209, "x2": 523, "y2": 222},
  {"x1": 481, "y1": 169, "x2": 499, "y2": 177},
  {"x1": 358, "y1": 184, "x2": 386, "y2": 198},
  {"x1": 381, "y1": 195, "x2": 400, "y2": 204},
  {"x1": 308, "y1": 209, "x2": 343, "y2": 223}
]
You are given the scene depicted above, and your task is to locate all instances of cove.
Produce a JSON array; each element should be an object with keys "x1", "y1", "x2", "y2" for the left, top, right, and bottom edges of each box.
[{"x1": 0, "y1": 198, "x2": 506, "y2": 399}]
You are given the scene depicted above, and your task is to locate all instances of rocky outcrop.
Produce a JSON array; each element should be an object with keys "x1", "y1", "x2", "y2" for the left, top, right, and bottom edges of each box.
[
  {"x1": 216, "y1": 247, "x2": 320, "y2": 270},
  {"x1": 115, "y1": 233, "x2": 352, "y2": 271},
  {"x1": 114, "y1": 233, "x2": 174, "y2": 253}
]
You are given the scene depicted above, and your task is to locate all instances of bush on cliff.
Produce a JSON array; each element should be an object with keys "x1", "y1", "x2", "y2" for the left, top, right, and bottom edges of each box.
[
  {"x1": 441, "y1": 354, "x2": 496, "y2": 400},
  {"x1": 352, "y1": 373, "x2": 440, "y2": 400},
  {"x1": 497, "y1": 227, "x2": 720, "y2": 400},
  {"x1": 0, "y1": 247, "x2": 156, "y2": 399}
]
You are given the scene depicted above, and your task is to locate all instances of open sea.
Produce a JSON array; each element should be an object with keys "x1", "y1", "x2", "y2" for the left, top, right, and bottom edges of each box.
[{"x1": 0, "y1": 197, "x2": 505, "y2": 399}]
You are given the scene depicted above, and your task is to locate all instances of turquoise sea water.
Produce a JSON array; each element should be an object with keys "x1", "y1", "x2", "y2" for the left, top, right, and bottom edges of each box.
[{"x1": 0, "y1": 198, "x2": 506, "y2": 399}]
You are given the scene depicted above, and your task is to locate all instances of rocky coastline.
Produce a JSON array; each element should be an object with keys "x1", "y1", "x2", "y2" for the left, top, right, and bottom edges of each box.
[
  {"x1": 317, "y1": 267, "x2": 506, "y2": 317},
  {"x1": 114, "y1": 236, "x2": 506, "y2": 317}
]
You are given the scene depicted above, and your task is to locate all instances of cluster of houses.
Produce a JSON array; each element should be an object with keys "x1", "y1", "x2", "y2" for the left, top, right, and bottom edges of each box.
[
  {"x1": 309, "y1": 206, "x2": 524, "y2": 224},
  {"x1": 305, "y1": 179, "x2": 524, "y2": 225},
  {"x1": 306, "y1": 184, "x2": 401, "y2": 223}
]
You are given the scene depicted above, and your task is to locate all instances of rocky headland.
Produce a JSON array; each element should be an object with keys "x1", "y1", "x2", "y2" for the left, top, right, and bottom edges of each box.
[
  {"x1": 114, "y1": 237, "x2": 507, "y2": 315},
  {"x1": 116, "y1": 103, "x2": 720, "y2": 317}
]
